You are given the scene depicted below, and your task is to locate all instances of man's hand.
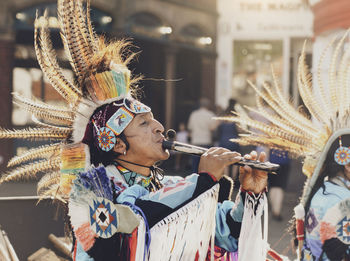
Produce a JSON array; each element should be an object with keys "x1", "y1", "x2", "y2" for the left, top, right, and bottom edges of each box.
[
  {"x1": 239, "y1": 151, "x2": 268, "y2": 194},
  {"x1": 198, "y1": 147, "x2": 241, "y2": 180}
]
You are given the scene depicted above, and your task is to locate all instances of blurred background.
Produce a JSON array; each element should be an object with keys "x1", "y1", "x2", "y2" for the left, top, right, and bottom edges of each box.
[{"x1": 0, "y1": 0, "x2": 349, "y2": 259}]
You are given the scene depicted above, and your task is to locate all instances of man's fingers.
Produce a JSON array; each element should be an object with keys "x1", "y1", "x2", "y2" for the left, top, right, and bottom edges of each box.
[
  {"x1": 205, "y1": 147, "x2": 227, "y2": 155},
  {"x1": 243, "y1": 153, "x2": 251, "y2": 160},
  {"x1": 250, "y1": 150, "x2": 257, "y2": 160},
  {"x1": 243, "y1": 165, "x2": 252, "y2": 173},
  {"x1": 258, "y1": 151, "x2": 266, "y2": 162}
]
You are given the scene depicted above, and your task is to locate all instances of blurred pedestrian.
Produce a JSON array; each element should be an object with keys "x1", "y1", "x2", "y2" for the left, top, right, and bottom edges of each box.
[
  {"x1": 217, "y1": 99, "x2": 240, "y2": 179},
  {"x1": 188, "y1": 97, "x2": 218, "y2": 172}
]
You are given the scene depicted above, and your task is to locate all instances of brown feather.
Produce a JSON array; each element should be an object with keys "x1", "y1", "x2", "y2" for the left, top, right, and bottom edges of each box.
[
  {"x1": 8, "y1": 143, "x2": 61, "y2": 167},
  {"x1": 0, "y1": 127, "x2": 70, "y2": 140},
  {"x1": 0, "y1": 158, "x2": 61, "y2": 184}
]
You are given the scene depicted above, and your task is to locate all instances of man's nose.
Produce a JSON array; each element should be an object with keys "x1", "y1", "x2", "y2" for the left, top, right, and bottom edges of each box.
[{"x1": 153, "y1": 119, "x2": 164, "y2": 133}]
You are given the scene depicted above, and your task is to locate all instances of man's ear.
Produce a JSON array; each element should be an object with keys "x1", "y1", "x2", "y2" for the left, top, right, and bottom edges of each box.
[{"x1": 113, "y1": 138, "x2": 126, "y2": 154}]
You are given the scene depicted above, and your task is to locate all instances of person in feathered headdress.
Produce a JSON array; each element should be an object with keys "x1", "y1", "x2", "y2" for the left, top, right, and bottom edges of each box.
[
  {"x1": 221, "y1": 32, "x2": 350, "y2": 260},
  {"x1": 0, "y1": 0, "x2": 271, "y2": 260}
]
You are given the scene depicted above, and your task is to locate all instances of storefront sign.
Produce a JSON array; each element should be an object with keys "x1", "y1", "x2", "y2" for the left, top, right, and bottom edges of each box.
[
  {"x1": 218, "y1": 0, "x2": 313, "y2": 36},
  {"x1": 239, "y1": 2, "x2": 306, "y2": 11}
]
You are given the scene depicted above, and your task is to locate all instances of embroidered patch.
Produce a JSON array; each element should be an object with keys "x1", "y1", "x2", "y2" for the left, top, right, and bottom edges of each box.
[
  {"x1": 89, "y1": 197, "x2": 118, "y2": 238},
  {"x1": 305, "y1": 208, "x2": 318, "y2": 234},
  {"x1": 97, "y1": 127, "x2": 116, "y2": 151},
  {"x1": 106, "y1": 107, "x2": 134, "y2": 135},
  {"x1": 334, "y1": 146, "x2": 350, "y2": 165},
  {"x1": 336, "y1": 215, "x2": 350, "y2": 243}
]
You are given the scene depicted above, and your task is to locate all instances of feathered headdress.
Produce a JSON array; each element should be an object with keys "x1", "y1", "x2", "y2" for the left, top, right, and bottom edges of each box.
[
  {"x1": 220, "y1": 31, "x2": 350, "y2": 205},
  {"x1": 0, "y1": 0, "x2": 149, "y2": 202}
]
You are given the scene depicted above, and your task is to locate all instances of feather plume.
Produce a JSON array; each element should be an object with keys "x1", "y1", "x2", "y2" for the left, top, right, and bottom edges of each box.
[
  {"x1": 31, "y1": 115, "x2": 73, "y2": 133},
  {"x1": 0, "y1": 158, "x2": 61, "y2": 184},
  {"x1": 338, "y1": 45, "x2": 350, "y2": 117},
  {"x1": 247, "y1": 80, "x2": 318, "y2": 135},
  {"x1": 7, "y1": 143, "x2": 61, "y2": 167},
  {"x1": 0, "y1": 127, "x2": 70, "y2": 140},
  {"x1": 216, "y1": 115, "x2": 311, "y2": 148},
  {"x1": 74, "y1": 0, "x2": 94, "y2": 61},
  {"x1": 35, "y1": 12, "x2": 81, "y2": 105},
  {"x1": 316, "y1": 38, "x2": 337, "y2": 121},
  {"x1": 86, "y1": 0, "x2": 98, "y2": 53},
  {"x1": 38, "y1": 183, "x2": 66, "y2": 203},
  {"x1": 244, "y1": 105, "x2": 305, "y2": 138},
  {"x1": 13, "y1": 93, "x2": 74, "y2": 123},
  {"x1": 58, "y1": 0, "x2": 88, "y2": 84},
  {"x1": 255, "y1": 95, "x2": 316, "y2": 141},
  {"x1": 269, "y1": 67, "x2": 319, "y2": 134},
  {"x1": 37, "y1": 171, "x2": 61, "y2": 194},
  {"x1": 298, "y1": 47, "x2": 329, "y2": 125},
  {"x1": 329, "y1": 30, "x2": 349, "y2": 115}
]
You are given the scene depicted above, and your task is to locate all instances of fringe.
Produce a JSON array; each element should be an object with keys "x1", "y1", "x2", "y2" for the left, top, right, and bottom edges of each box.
[{"x1": 138, "y1": 184, "x2": 219, "y2": 261}]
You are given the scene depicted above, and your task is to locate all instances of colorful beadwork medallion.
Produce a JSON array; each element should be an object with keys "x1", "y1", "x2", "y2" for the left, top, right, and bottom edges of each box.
[
  {"x1": 334, "y1": 147, "x2": 350, "y2": 165},
  {"x1": 97, "y1": 127, "x2": 116, "y2": 152}
]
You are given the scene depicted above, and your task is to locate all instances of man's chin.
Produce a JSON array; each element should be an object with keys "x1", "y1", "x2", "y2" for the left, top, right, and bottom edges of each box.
[
  {"x1": 161, "y1": 150, "x2": 170, "y2": 160},
  {"x1": 157, "y1": 149, "x2": 170, "y2": 161}
]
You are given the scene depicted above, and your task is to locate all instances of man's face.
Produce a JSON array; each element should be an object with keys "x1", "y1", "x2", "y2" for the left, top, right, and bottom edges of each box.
[{"x1": 122, "y1": 112, "x2": 170, "y2": 165}]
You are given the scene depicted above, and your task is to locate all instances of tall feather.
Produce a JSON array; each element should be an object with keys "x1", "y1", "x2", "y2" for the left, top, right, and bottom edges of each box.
[
  {"x1": 86, "y1": 0, "x2": 98, "y2": 53},
  {"x1": 0, "y1": 128, "x2": 70, "y2": 140},
  {"x1": 35, "y1": 11, "x2": 81, "y2": 106},
  {"x1": 247, "y1": 80, "x2": 318, "y2": 135},
  {"x1": 37, "y1": 171, "x2": 61, "y2": 194},
  {"x1": 74, "y1": 0, "x2": 94, "y2": 59},
  {"x1": 7, "y1": 143, "x2": 61, "y2": 167},
  {"x1": 329, "y1": 30, "x2": 349, "y2": 115},
  {"x1": 58, "y1": 0, "x2": 89, "y2": 84},
  {"x1": 13, "y1": 92, "x2": 74, "y2": 123},
  {"x1": 243, "y1": 105, "x2": 306, "y2": 138},
  {"x1": 216, "y1": 114, "x2": 312, "y2": 148},
  {"x1": 269, "y1": 67, "x2": 319, "y2": 134},
  {"x1": 316, "y1": 38, "x2": 337, "y2": 121},
  {"x1": 0, "y1": 158, "x2": 61, "y2": 184},
  {"x1": 13, "y1": 102, "x2": 73, "y2": 126},
  {"x1": 298, "y1": 46, "x2": 329, "y2": 126},
  {"x1": 31, "y1": 115, "x2": 72, "y2": 132},
  {"x1": 38, "y1": 183, "x2": 66, "y2": 203},
  {"x1": 338, "y1": 41, "x2": 350, "y2": 117}
]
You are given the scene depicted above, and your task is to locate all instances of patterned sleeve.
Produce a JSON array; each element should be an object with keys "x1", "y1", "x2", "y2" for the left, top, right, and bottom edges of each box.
[{"x1": 117, "y1": 172, "x2": 218, "y2": 227}]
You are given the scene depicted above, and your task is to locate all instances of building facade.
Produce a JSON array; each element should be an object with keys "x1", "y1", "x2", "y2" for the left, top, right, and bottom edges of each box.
[
  {"x1": 216, "y1": 0, "x2": 313, "y2": 110},
  {"x1": 0, "y1": 0, "x2": 218, "y2": 171},
  {"x1": 309, "y1": 0, "x2": 350, "y2": 97}
]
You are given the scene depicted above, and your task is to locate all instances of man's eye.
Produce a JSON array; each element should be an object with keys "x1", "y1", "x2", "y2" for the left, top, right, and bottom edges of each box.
[{"x1": 141, "y1": 121, "x2": 148, "y2": 125}]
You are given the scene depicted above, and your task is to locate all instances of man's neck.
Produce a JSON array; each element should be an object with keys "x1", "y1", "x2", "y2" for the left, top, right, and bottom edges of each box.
[{"x1": 115, "y1": 158, "x2": 151, "y2": 177}]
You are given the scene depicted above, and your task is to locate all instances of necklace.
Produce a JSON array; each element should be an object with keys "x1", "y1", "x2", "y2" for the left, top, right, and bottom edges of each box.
[{"x1": 113, "y1": 160, "x2": 164, "y2": 191}]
